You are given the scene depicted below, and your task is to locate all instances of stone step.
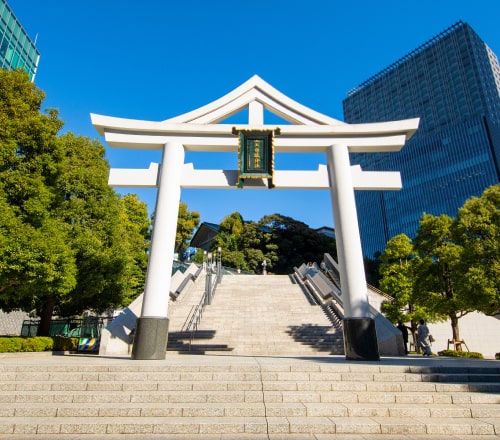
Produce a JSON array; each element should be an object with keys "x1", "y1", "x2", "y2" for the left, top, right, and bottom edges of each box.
[
  {"x1": 2, "y1": 401, "x2": 500, "y2": 418},
  {"x1": 6, "y1": 362, "x2": 498, "y2": 372},
  {"x1": 1, "y1": 415, "x2": 498, "y2": 436},
  {"x1": 0, "y1": 374, "x2": 500, "y2": 390},
  {"x1": 3, "y1": 369, "x2": 500, "y2": 384},
  {"x1": 2, "y1": 386, "x2": 499, "y2": 405}
]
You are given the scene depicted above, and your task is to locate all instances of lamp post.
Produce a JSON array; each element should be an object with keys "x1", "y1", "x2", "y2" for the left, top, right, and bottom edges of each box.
[
  {"x1": 217, "y1": 246, "x2": 222, "y2": 282},
  {"x1": 205, "y1": 252, "x2": 213, "y2": 305}
]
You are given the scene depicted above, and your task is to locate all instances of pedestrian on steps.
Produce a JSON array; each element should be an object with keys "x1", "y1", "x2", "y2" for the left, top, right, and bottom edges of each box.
[{"x1": 417, "y1": 319, "x2": 432, "y2": 356}]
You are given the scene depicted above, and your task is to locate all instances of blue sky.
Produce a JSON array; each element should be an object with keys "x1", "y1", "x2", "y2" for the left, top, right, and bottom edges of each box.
[{"x1": 8, "y1": 0, "x2": 500, "y2": 230}]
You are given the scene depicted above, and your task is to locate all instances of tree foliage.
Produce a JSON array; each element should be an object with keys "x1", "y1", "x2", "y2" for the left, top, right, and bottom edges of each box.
[
  {"x1": 0, "y1": 70, "x2": 151, "y2": 335},
  {"x1": 455, "y1": 184, "x2": 500, "y2": 315},
  {"x1": 412, "y1": 213, "x2": 472, "y2": 341},
  {"x1": 379, "y1": 184, "x2": 500, "y2": 344},
  {"x1": 210, "y1": 212, "x2": 336, "y2": 274},
  {"x1": 258, "y1": 214, "x2": 337, "y2": 274},
  {"x1": 380, "y1": 234, "x2": 421, "y2": 338},
  {"x1": 175, "y1": 202, "x2": 200, "y2": 255},
  {"x1": 118, "y1": 194, "x2": 151, "y2": 304}
]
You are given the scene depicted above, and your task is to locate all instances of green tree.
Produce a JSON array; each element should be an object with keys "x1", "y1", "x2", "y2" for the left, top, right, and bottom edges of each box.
[
  {"x1": 258, "y1": 214, "x2": 337, "y2": 274},
  {"x1": 219, "y1": 211, "x2": 244, "y2": 236},
  {"x1": 455, "y1": 184, "x2": 500, "y2": 316},
  {"x1": 211, "y1": 213, "x2": 247, "y2": 270},
  {"x1": 412, "y1": 213, "x2": 474, "y2": 342},
  {"x1": 379, "y1": 234, "x2": 426, "y2": 343},
  {"x1": 0, "y1": 70, "x2": 76, "y2": 335},
  {"x1": 206, "y1": 212, "x2": 335, "y2": 274},
  {"x1": 212, "y1": 230, "x2": 246, "y2": 270},
  {"x1": 0, "y1": 204, "x2": 77, "y2": 322},
  {"x1": 192, "y1": 248, "x2": 205, "y2": 264},
  {"x1": 379, "y1": 185, "x2": 500, "y2": 346},
  {"x1": 175, "y1": 202, "x2": 200, "y2": 256},
  {"x1": 54, "y1": 132, "x2": 133, "y2": 319},
  {"x1": 118, "y1": 194, "x2": 151, "y2": 304},
  {"x1": 0, "y1": 70, "x2": 151, "y2": 334},
  {"x1": 239, "y1": 221, "x2": 278, "y2": 273}
]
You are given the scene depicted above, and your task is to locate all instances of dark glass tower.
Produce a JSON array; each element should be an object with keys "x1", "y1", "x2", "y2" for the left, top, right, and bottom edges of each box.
[
  {"x1": 343, "y1": 21, "x2": 500, "y2": 258},
  {"x1": 0, "y1": 0, "x2": 40, "y2": 81}
]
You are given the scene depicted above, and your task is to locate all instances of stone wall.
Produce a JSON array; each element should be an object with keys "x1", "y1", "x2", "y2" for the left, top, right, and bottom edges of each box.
[{"x1": 0, "y1": 310, "x2": 28, "y2": 336}]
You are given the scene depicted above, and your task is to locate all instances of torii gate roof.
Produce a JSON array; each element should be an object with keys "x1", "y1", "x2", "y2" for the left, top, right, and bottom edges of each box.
[{"x1": 91, "y1": 75, "x2": 418, "y2": 153}]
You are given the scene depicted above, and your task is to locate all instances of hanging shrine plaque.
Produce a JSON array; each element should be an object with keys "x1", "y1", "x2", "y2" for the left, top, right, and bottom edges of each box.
[{"x1": 233, "y1": 128, "x2": 277, "y2": 188}]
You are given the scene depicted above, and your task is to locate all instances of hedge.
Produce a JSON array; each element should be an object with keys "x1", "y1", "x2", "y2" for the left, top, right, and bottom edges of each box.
[
  {"x1": 0, "y1": 336, "x2": 79, "y2": 353},
  {"x1": 437, "y1": 349, "x2": 483, "y2": 359}
]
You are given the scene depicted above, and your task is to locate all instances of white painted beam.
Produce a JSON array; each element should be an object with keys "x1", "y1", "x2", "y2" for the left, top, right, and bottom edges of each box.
[
  {"x1": 108, "y1": 163, "x2": 159, "y2": 187},
  {"x1": 103, "y1": 131, "x2": 409, "y2": 153},
  {"x1": 350, "y1": 165, "x2": 402, "y2": 190},
  {"x1": 108, "y1": 163, "x2": 402, "y2": 191},
  {"x1": 92, "y1": 114, "x2": 418, "y2": 138}
]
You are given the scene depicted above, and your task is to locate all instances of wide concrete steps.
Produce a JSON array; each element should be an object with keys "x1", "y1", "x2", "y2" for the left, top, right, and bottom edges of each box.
[
  {"x1": 1, "y1": 358, "x2": 500, "y2": 437},
  {"x1": 168, "y1": 274, "x2": 344, "y2": 355}
]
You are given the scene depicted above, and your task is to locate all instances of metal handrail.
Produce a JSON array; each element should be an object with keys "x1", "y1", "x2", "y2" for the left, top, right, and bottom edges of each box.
[
  {"x1": 186, "y1": 263, "x2": 221, "y2": 351},
  {"x1": 180, "y1": 305, "x2": 195, "y2": 332},
  {"x1": 188, "y1": 301, "x2": 205, "y2": 350}
]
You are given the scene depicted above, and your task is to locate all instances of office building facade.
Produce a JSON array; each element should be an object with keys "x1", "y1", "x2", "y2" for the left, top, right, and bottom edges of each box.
[
  {"x1": 0, "y1": 0, "x2": 39, "y2": 81},
  {"x1": 343, "y1": 21, "x2": 500, "y2": 258}
]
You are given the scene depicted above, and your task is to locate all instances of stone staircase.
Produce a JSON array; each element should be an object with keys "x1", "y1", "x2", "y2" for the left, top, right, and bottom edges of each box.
[
  {"x1": 1, "y1": 274, "x2": 500, "y2": 438},
  {"x1": 167, "y1": 274, "x2": 344, "y2": 355},
  {"x1": 1, "y1": 354, "x2": 500, "y2": 437}
]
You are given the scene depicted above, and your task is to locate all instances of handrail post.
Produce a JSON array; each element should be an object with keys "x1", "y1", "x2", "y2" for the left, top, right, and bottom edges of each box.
[{"x1": 205, "y1": 269, "x2": 212, "y2": 305}]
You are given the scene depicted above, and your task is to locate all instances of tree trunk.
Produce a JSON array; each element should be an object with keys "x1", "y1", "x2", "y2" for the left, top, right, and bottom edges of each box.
[
  {"x1": 37, "y1": 296, "x2": 56, "y2": 336},
  {"x1": 450, "y1": 314, "x2": 460, "y2": 348}
]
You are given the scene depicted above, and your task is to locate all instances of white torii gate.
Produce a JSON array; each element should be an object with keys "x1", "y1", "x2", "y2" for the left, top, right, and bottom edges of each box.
[{"x1": 92, "y1": 75, "x2": 418, "y2": 361}]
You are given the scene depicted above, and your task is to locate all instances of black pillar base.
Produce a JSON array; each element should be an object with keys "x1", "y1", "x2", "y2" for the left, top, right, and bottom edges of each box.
[
  {"x1": 343, "y1": 317, "x2": 380, "y2": 361},
  {"x1": 131, "y1": 317, "x2": 169, "y2": 360}
]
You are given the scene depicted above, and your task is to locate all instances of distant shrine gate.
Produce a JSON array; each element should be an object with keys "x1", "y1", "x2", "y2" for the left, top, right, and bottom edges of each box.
[{"x1": 92, "y1": 76, "x2": 419, "y2": 361}]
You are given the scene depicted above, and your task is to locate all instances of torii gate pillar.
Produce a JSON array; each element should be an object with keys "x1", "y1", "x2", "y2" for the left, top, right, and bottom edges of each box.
[
  {"x1": 327, "y1": 144, "x2": 378, "y2": 360},
  {"x1": 131, "y1": 142, "x2": 184, "y2": 360}
]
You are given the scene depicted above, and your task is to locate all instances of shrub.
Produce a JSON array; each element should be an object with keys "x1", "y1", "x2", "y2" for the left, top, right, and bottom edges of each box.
[
  {"x1": 0, "y1": 336, "x2": 78, "y2": 353},
  {"x1": 0, "y1": 337, "x2": 22, "y2": 352},
  {"x1": 438, "y1": 349, "x2": 483, "y2": 359},
  {"x1": 53, "y1": 336, "x2": 78, "y2": 351},
  {"x1": 496, "y1": 353, "x2": 500, "y2": 360},
  {"x1": 20, "y1": 337, "x2": 53, "y2": 352}
]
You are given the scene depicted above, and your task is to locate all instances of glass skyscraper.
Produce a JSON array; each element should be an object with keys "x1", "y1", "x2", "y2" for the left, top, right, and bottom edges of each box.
[
  {"x1": 0, "y1": 0, "x2": 39, "y2": 81},
  {"x1": 343, "y1": 21, "x2": 500, "y2": 258}
]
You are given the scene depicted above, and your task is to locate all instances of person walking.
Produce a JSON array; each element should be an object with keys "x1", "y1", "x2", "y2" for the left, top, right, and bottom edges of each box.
[
  {"x1": 397, "y1": 321, "x2": 409, "y2": 355},
  {"x1": 417, "y1": 319, "x2": 432, "y2": 356}
]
